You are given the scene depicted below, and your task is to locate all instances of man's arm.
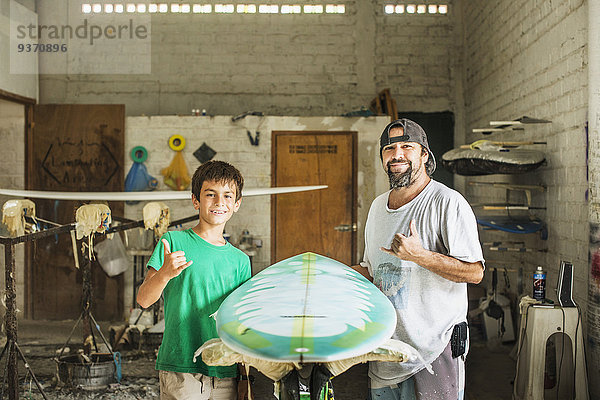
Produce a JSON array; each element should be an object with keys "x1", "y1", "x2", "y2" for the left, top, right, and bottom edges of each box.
[
  {"x1": 136, "y1": 268, "x2": 168, "y2": 308},
  {"x1": 136, "y1": 239, "x2": 193, "y2": 308},
  {"x1": 381, "y1": 220, "x2": 484, "y2": 284}
]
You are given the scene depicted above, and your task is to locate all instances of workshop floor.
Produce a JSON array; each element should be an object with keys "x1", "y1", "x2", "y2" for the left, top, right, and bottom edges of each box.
[{"x1": 2, "y1": 320, "x2": 516, "y2": 399}]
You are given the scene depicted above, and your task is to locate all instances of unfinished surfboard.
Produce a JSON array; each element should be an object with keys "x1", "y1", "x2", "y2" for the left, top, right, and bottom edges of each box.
[
  {"x1": 441, "y1": 147, "x2": 545, "y2": 175},
  {"x1": 476, "y1": 216, "x2": 546, "y2": 236},
  {"x1": 216, "y1": 252, "x2": 397, "y2": 363},
  {"x1": 0, "y1": 185, "x2": 327, "y2": 201}
]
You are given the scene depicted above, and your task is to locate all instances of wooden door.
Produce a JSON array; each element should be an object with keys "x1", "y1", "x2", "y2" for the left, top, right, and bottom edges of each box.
[
  {"x1": 272, "y1": 131, "x2": 356, "y2": 265},
  {"x1": 27, "y1": 104, "x2": 124, "y2": 320}
]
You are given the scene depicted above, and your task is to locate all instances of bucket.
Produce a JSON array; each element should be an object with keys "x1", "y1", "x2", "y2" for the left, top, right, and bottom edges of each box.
[{"x1": 57, "y1": 352, "x2": 120, "y2": 389}]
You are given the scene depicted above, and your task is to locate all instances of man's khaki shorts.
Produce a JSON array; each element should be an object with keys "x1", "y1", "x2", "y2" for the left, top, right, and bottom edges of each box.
[{"x1": 159, "y1": 370, "x2": 237, "y2": 400}]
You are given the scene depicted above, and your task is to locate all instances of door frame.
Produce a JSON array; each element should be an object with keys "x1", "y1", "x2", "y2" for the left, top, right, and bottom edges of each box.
[
  {"x1": 26, "y1": 104, "x2": 125, "y2": 320},
  {"x1": 270, "y1": 130, "x2": 358, "y2": 265},
  {"x1": 0, "y1": 90, "x2": 35, "y2": 318}
]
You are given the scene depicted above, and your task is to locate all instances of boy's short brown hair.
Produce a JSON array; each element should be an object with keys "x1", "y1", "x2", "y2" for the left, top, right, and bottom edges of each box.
[{"x1": 191, "y1": 161, "x2": 244, "y2": 201}]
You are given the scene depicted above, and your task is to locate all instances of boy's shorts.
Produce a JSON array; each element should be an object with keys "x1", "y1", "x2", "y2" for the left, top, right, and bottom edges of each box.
[
  {"x1": 368, "y1": 340, "x2": 465, "y2": 400},
  {"x1": 159, "y1": 370, "x2": 237, "y2": 400}
]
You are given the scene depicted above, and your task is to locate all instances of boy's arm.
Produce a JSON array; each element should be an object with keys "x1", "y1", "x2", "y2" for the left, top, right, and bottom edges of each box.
[
  {"x1": 136, "y1": 239, "x2": 193, "y2": 309},
  {"x1": 136, "y1": 268, "x2": 168, "y2": 309}
]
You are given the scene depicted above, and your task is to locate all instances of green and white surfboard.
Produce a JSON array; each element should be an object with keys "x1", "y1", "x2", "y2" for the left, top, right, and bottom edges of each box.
[{"x1": 216, "y1": 252, "x2": 397, "y2": 362}]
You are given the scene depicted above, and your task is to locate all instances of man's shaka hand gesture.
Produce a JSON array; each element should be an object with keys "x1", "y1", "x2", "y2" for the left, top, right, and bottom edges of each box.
[
  {"x1": 380, "y1": 219, "x2": 426, "y2": 263},
  {"x1": 160, "y1": 238, "x2": 193, "y2": 280}
]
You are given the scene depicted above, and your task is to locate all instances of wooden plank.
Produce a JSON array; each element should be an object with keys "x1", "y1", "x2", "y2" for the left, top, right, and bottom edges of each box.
[
  {"x1": 370, "y1": 88, "x2": 398, "y2": 119},
  {"x1": 370, "y1": 96, "x2": 383, "y2": 115},
  {"x1": 0, "y1": 88, "x2": 36, "y2": 105},
  {"x1": 391, "y1": 98, "x2": 398, "y2": 121},
  {"x1": 382, "y1": 89, "x2": 393, "y2": 118},
  {"x1": 28, "y1": 104, "x2": 124, "y2": 320}
]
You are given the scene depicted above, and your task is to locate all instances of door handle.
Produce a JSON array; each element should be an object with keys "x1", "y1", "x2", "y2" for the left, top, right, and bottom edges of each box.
[{"x1": 334, "y1": 223, "x2": 357, "y2": 232}]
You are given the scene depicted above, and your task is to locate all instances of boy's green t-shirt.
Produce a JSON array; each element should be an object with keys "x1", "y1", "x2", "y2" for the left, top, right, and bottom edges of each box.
[{"x1": 147, "y1": 229, "x2": 251, "y2": 377}]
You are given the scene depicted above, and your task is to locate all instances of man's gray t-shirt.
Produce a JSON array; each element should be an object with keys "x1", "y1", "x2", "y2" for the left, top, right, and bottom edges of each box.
[{"x1": 361, "y1": 180, "x2": 484, "y2": 385}]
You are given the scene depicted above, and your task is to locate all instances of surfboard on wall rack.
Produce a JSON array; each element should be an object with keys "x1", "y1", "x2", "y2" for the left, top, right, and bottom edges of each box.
[
  {"x1": 442, "y1": 141, "x2": 546, "y2": 176},
  {"x1": 215, "y1": 252, "x2": 397, "y2": 363},
  {"x1": 476, "y1": 215, "x2": 548, "y2": 240},
  {"x1": 468, "y1": 181, "x2": 545, "y2": 206},
  {"x1": 471, "y1": 204, "x2": 546, "y2": 211},
  {"x1": 472, "y1": 116, "x2": 551, "y2": 135},
  {"x1": 442, "y1": 148, "x2": 545, "y2": 175}
]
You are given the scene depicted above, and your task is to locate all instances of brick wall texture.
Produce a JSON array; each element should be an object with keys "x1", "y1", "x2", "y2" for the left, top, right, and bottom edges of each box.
[
  {"x1": 462, "y1": 2, "x2": 595, "y2": 393},
  {"x1": 0, "y1": 101, "x2": 26, "y2": 312},
  {"x1": 462, "y1": 0, "x2": 588, "y2": 306},
  {"x1": 38, "y1": 0, "x2": 457, "y2": 117}
]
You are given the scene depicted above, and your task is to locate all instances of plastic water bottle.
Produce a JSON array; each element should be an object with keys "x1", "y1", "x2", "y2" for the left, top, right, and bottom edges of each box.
[{"x1": 533, "y1": 266, "x2": 546, "y2": 301}]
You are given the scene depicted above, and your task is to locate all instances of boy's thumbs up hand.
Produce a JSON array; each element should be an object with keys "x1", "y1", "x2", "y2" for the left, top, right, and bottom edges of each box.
[
  {"x1": 160, "y1": 238, "x2": 193, "y2": 280},
  {"x1": 162, "y1": 238, "x2": 171, "y2": 256}
]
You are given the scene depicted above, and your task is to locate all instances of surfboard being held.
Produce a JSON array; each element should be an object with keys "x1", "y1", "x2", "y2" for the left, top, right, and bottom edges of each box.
[
  {"x1": 194, "y1": 253, "x2": 429, "y2": 396},
  {"x1": 215, "y1": 252, "x2": 400, "y2": 363}
]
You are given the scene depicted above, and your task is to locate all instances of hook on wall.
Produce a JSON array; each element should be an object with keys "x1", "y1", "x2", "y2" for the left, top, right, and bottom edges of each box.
[{"x1": 247, "y1": 131, "x2": 260, "y2": 146}]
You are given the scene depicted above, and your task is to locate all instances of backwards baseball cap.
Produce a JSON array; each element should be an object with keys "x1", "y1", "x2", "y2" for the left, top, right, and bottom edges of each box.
[{"x1": 379, "y1": 118, "x2": 436, "y2": 175}]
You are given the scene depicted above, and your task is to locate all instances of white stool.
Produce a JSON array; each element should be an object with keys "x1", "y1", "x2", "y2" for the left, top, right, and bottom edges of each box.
[{"x1": 513, "y1": 305, "x2": 589, "y2": 400}]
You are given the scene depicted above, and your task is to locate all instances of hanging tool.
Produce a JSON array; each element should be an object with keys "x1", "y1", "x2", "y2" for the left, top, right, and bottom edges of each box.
[{"x1": 247, "y1": 131, "x2": 260, "y2": 146}]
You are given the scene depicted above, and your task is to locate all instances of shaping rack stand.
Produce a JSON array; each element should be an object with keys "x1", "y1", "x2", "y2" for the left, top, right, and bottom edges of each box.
[{"x1": 0, "y1": 213, "x2": 197, "y2": 399}]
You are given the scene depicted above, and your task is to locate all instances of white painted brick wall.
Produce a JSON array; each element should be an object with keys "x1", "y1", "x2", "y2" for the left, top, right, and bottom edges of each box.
[
  {"x1": 0, "y1": 0, "x2": 38, "y2": 100},
  {"x1": 461, "y1": 0, "x2": 588, "y2": 316},
  {"x1": 374, "y1": 2, "x2": 458, "y2": 113},
  {"x1": 586, "y1": 0, "x2": 600, "y2": 394},
  {"x1": 122, "y1": 115, "x2": 389, "y2": 311},
  {"x1": 0, "y1": 100, "x2": 26, "y2": 314},
  {"x1": 38, "y1": 0, "x2": 455, "y2": 117}
]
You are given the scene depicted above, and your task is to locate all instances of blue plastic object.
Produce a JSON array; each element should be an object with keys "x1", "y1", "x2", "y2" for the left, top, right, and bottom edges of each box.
[
  {"x1": 125, "y1": 162, "x2": 158, "y2": 192},
  {"x1": 113, "y1": 352, "x2": 122, "y2": 382},
  {"x1": 477, "y1": 216, "x2": 547, "y2": 240},
  {"x1": 125, "y1": 147, "x2": 158, "y2": 204}
]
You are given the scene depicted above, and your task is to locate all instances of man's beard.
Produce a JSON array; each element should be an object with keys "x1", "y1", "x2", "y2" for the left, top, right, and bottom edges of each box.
[{"x1": 387, "y1": 159, "x2": 413, "y2": 189}]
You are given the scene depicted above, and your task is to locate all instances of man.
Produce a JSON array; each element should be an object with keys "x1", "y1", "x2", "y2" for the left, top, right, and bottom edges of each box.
[{"x1": 353, "y1": 119, "x2": 484, "y2": 400}]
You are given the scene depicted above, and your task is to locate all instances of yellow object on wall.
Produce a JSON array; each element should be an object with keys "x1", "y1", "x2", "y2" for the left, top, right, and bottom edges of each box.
[{"x1": 161, "y1": 135, "x2": 191, "y2": 191}]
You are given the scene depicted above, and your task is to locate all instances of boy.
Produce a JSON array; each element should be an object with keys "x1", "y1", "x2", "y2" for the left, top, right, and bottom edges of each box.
[{"x1": 137, "y1": 160, "x2": 251, "y2": 400}]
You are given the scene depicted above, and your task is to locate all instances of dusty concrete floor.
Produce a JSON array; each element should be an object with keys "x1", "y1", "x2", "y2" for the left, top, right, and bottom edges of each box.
[{"x1": 1, "y1": 319, "x2": 515, "y2": 399}]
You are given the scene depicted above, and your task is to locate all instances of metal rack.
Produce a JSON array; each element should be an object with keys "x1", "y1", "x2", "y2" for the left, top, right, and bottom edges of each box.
[
  {"x1": 129, "y1": 249, "x2": 163, "y2": 324},
  {"x1": 0, "y1": 213, "x2": 198, "y2": 399}
]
